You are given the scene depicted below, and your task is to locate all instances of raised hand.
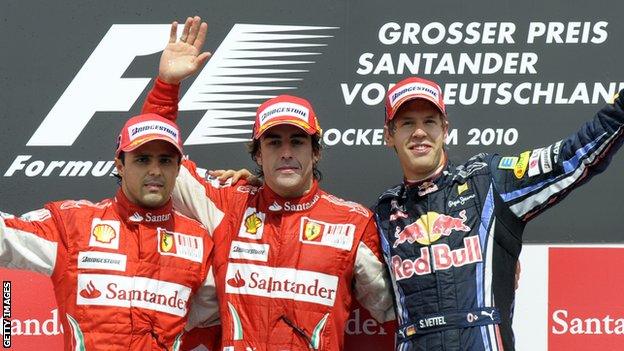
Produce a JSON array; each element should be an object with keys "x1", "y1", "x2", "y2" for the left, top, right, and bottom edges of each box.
[{"x1": 158, "y1": 16, "x2": 211, "y2": 84}]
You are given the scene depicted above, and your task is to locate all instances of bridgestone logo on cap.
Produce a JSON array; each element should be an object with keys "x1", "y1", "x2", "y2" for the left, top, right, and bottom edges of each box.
[
  {"x1": 128, "y1": 121, "x2": 179, "y2": 142},
  {"x1": 258, "y1": 102, "x2": 309, "y2": 126},
  {"x1": 389, "y1": 82, "x2": 440, "y2": 107}
]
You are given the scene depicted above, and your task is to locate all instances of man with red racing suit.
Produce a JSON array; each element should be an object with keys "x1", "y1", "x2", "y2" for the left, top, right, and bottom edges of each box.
[
  {"x1": 143, "y1": 86, "x2": 394, "y2": 350},
  {"x1": 141, "y1": 18, "x2": 394, "y2": 348},
  {"x1": 0, "y1": 113, "x2": 217, "y2": 350}
]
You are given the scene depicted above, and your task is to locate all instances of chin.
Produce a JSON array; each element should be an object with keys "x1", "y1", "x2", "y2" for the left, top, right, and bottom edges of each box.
[{"x1": 140, "y1": 193, "x2": 166, "y2": 208}]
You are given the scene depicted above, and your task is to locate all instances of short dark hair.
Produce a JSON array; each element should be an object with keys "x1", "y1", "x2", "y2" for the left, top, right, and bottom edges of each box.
[{"x1": 246, "y1": 134, "x2": 323, "y2": 181}]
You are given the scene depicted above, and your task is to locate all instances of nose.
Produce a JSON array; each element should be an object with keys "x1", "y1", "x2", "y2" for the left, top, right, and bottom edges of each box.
[
  {"x1": 411, "y1": 125, "x2": 427, "y2": 138},
  {"x1": 147, "y1": 160, "x2": 163, "y2": 176},
  {"x1": 280, "y1": 143, "x2": 294, "y2": 159}
]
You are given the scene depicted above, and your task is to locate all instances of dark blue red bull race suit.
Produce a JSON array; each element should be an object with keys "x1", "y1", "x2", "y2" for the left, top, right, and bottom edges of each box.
[{"x1": 374, "y1": 91, "x2": 624, "y2": 351}]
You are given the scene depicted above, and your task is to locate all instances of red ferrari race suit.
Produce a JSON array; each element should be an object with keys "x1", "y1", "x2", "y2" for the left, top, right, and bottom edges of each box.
[
  {"x1": 0, "y1": 190, "x2": 217, "y2": 350},
  {"x1": 142, "y1": 79, "x2": 395, "y2": 351}
]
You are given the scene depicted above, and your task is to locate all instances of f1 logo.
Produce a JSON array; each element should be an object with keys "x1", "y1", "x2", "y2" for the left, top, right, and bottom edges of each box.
[{"x1": 27, "y1": 24, "x2": 336, "y2": 147}]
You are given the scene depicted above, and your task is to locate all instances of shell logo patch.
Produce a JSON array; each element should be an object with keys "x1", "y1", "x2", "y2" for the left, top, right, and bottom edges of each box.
[
  {"x1": 89, "y1": 219, "x2": 120, "y2": 250},
  {"x1": 238, "y1": 208, "x2": 265, "y2": 240},
  {"x1": 92, "y1": 224, "x2": 116, "y2": 244},
  {"x1": 245, "y1": 213, "x2": 262, "y2": 235}
]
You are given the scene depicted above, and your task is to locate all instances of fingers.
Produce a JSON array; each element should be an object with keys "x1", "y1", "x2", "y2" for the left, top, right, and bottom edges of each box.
[
  {"x1": 186, "y1": 16, "x2": 201, "y2": 46},
  {"x1": 194, "y1": 22, "x2": 208, "y2": 51},
  {"x1": 180, "y1": 17, "x2": 193, "y2": 42},
  {"x1": 195, "y1": 52, "x2": 212, "y2": 67},
  {"x1": 169, "y1": 22, "x2": 178, "y2": 44},
  {"x1": 208, "y1": 169, "x2": 225, "y2": 177}
]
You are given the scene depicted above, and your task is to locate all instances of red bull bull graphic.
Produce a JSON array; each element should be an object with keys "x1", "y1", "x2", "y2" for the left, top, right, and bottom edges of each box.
[
  {"x1": 392, "y1": 236, "x2": 483, "y2": 280},
  {"x1": 393, "y1": 210, "x2": 471, "y2": 248}
]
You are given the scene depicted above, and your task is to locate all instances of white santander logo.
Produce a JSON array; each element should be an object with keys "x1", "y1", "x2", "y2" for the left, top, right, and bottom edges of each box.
[{"x1": 28, "y1": 24, "x2": 336, "y2": 147}]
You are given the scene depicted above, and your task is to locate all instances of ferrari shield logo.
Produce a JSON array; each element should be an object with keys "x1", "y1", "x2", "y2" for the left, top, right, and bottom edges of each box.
[{"x1": 304, "y1": 221, "x2": 323, "y2": 240}]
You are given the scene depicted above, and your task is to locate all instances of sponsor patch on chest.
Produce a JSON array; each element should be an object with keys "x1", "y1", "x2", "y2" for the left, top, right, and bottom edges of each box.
[
  {"x1": 238, "y1": 208, "x2": 265, "y2": 240},
  {"x1": 224, "y1": 263, "x2": 339, "y2": 307},
  {"x1": 299, "y1": 217, "x2": 355, "y2": 251},
  {"x1": 157, "y1": 228, "x2": 203, "y2": 263},
  {"x1": 77, "y1": 251, "x2": 127, "y2": 271},
  {"x1": 229, "y1": 241, "x2": 270, "y2": 262},
  {"x1": 89, "y1": 219, "x2": 120, "y2": 250},
  {"x1": 76, "y1": 273, "x2": 192, "y2": 317}
]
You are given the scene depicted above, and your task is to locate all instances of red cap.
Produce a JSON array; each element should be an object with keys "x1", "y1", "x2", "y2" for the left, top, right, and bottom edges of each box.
[
  {"x1": 253, "y1": 95, "x2": 321, "y2": 140},
  {"x1": 385, "y1": 77, "x2": 446, "y2": 123},
  {"x1": 115, "y1": 113, "x2": 183, "y2": 157}
]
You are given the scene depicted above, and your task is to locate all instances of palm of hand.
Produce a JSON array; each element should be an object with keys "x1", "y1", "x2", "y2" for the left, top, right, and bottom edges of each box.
[{"x1": 159, "y1": 42, "x2": 202, "y2": 83}]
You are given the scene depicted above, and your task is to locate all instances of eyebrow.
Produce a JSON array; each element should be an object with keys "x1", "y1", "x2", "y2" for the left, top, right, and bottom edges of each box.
[{"x1": 263, "y1": 132, "x2": 308, "y2": 140}]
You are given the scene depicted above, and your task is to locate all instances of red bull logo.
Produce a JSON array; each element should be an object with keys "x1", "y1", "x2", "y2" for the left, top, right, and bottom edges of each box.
[
  {"x1": 393, "y1": 210, "x2": 471, "y2": 248},
  {"x1": 392, "y1": 236, "x2": 483, "y2": 280}
]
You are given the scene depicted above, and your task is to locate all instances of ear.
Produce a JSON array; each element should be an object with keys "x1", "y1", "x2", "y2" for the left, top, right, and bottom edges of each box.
[
  {"x1": 114, "y1": 158, "x2": 125, "y2": 178},
  {"x1": 313, "y1": 148, "x2": 321, "y2": 164},
  {"x1": 255, "y1": 149, "x2": 263, "y2": 167},
  {"x1": 383, "y1": 125, "x2": 395, "y2": 148}
]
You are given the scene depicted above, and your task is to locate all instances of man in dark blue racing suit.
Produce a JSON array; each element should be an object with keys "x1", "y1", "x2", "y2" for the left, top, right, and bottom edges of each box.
[{"x1": 374, "y1": 77, "x2": 624, "y2": 351}]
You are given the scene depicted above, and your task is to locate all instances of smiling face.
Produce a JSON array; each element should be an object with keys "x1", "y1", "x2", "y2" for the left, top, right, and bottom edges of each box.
[
  {"x1": 385, "y1": 99, "x2": 448, "y2": 181},
  {"x1": 255, "y1": 124, "x2": 319, "y2": 198},
  {"x1": 115, "y1": 140, "x2": 181, "y2": 208}
]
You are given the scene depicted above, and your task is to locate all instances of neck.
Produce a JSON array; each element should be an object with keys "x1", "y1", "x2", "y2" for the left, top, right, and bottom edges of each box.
[
  {"x1": 269, "y1": 178, "x2": 315, "y2": 199},
  {"x1": 405, "y1": 152, "x2": 447, "y2": 184}
]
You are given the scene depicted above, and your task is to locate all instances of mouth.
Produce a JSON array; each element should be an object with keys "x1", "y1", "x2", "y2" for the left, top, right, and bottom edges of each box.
[
  {"x1": 408, "y1": 143, "x2": 432, "y2": 155},
  {"x1": 144, "y1": 180, "x2": 165, "y2": 192},
  {"x1": 275, "y1": 165, "x2": 300, "y2": 174}
]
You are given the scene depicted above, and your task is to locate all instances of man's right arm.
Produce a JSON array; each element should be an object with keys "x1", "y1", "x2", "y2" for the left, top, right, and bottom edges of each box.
[
  {"x1": 142, "y1": 16, "x2": 210, "y2": 122},
  {"x1": 0, "y1": 206, "x2": 61, "y2": 276}
]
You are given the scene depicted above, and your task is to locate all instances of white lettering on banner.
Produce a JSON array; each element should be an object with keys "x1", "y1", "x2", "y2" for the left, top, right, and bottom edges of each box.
[
  {"x1": 76, "y1": 274, "x2": 191, "y2": 317},
  {"x1": 258, "y1": 102, "x2": 309, "y2": 125},
  {"x1": 77, "y1": 252, "x2": 127, "y2": 272},
  {"x1": 127, "y1": 121, "x2": 179, "y2": 141},
  {"x1": 378, "y1": 22, "x2": 518, "y2": 45},
  {"x1": 392, "y1": 236, "x2": 483, "y2": 280},
  {"x1": 25, "y1": 24, "x2": 334, "y2": 147},
  {"x1": 157, "y1": 229, "x2": 203, "y2": 263},
  {"x1": 229, "y1": 241, "x2": 270, "y2": 262},
  {"x1": 345, "y1": 308, "x2": 388, "y2": 336},
  {"x1": 224, "y1": 263, "x2": 339, "y2": 307},
  {"x1": 322, "y1": 128, "x2": 458, "y2": 146},
  {"x1": 527, "y1": 21, "x2": 608, "y2": 44},
  {"x1": 9, "y1": 309, "x2": 63, "y2": 336},
  {"x1": 3, "y1": 155, "x2": 115, "y2": 178},
  {"x1": 551, "y1": 310, "x2": 624, "y2": 335},
  {"x1": 341, "y1": 82, "x2": 624, "y2": 107}
]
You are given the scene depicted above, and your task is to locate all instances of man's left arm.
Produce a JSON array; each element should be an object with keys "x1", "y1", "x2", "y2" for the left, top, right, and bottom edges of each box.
[
  {"x1": 352, "y1": 217, "x2": 395, "y2": 323},
  {"x1": 491, "y1": 90, "x2": 624, "y2": 221}
]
